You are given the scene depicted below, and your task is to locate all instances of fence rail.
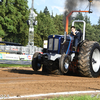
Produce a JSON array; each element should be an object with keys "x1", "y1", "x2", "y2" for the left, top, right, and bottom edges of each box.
[{"x1": 0, "y1": 45, "x2": 43, "y2": 55}]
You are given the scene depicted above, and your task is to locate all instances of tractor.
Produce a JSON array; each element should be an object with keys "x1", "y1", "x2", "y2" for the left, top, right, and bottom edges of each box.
[
  {"x1": 32, "y1": 19, "x2": 100, "y2": 77},
  {"x1": 32, "y1": 1, "x2": 100, "y2": 77}
]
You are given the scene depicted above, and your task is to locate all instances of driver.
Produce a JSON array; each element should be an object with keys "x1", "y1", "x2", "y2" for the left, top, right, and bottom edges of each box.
[{"x1": 70, "y1": 26, "x2": 81, "y2": 51}]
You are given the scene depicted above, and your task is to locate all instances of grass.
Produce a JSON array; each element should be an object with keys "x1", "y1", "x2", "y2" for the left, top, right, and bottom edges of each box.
[
  {"x1": 15, "y1": 94, "x2": 100, "y2": 100},
  {"x1": 14, "y1": 95, "x2": 100, "y2": 100},
  {"x1": 42, "y1": 94, "x2": 100, "y2": 100},
  {"x1": 0, "y1": 64, "x2": 31, "y2": 68}
]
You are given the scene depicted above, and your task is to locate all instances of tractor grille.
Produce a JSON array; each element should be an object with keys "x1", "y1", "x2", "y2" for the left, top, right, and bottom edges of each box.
[
  {"x1": 48, "y1": 38, "x2": 53, "y2": 50},
  {"x1": 48, "y1": 38, "x2": 59, "y2": 51},
  {"x1": 54, "y1": 38, "x2": 59, "y2": 50}
]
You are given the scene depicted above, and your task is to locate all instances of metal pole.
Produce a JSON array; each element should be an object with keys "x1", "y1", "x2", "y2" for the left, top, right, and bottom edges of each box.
[
  {"x1": 28, "y1": 0, "x2": 37, "y2": 55},
  {"x1": 32, "y1": 0, "x2": 34, "y2": 10},
  {"x1": 32, "y1": 0, "x2": 34, "y2": 55},
  {"x1": 28, "y1": 0, "x2": 34, "y2": 54}
]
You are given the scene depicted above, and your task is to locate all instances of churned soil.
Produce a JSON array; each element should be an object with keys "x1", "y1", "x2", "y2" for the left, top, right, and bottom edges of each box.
[{"x1": 0, "y1": 67, "x2": 100, "y2": 98}]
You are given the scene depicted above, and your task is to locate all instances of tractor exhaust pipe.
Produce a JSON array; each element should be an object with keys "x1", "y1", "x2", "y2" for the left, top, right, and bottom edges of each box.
[{"x1": 61, "y1": 31, "x2": 67, "y2": 45}]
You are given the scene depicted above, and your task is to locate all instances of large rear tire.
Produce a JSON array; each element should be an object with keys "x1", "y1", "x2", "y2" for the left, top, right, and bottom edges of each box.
[
  {"x1": 78, "y1": 41, "x2": 100, "y2": 77},
  {"x1": 32, "y1": 52, "x2": 41, "y2": 71}
]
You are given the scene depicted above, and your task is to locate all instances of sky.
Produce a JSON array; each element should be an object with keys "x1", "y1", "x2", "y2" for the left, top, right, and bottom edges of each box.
[{"x1": 28, "y1": 0, "x2": 100, "y2": 25}]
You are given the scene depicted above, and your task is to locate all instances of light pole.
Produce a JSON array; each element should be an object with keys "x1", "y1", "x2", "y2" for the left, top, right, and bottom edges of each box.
[{"x1": 28, "y1": 0, "x2": 37, "y2": 54}]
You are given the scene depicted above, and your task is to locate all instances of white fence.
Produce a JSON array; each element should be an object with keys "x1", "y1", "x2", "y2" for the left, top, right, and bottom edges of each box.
[
  {"x1": 0, "y1": 45, "x2": 43, "y2": 55},
  {"x1": 0, "y1": 54, "x2": 33, "y2": 60}
]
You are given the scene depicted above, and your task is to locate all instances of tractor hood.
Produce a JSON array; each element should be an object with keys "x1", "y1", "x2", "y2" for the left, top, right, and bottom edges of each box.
[{"x1": 47, "y1": 35, "x2": 73, "y2": 54}]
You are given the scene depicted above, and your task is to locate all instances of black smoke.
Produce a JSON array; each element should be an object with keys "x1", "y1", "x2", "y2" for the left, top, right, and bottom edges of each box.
[
  {"x1": 63, "y1": 0, "x2": 88, "y2": 30},
  {"x1": 63, "y1": 0, "x2": 100, "y2": 31}
]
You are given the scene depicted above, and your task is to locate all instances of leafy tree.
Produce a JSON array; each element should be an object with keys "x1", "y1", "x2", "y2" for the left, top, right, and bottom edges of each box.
[
  {"x1": 84, "y1": 14, "x2": 91, "y2": 24},
  {"x1": 13, "y1": 0, "x2": 29, "y2": 45},
  {"x1": 95, "y1": 17, "x2": 100, "y2": 43},
  {"x1": 75, "y1": 12, "x2": 84, "y2": 20},
  {"x1": 53, "y1": 14, "x2": 64, "y2": 35},
  {"x1": 0, "y1": 0, "x2": 6, "y2": 38},
  {"x1": 98, "y1": 17, "x2": 100, "y2": 25},
  {"x1": 94, "y1": 25, "x2": 100, "y2": 43},
  {"x1": 85, "y1": 23, "x2": 95, "y2": 41},
  {"x1": 3, "y1": 0, "x2": 17, "y2": 42},
  {"x1": 51, "y1": 11, "x2": 54, "y2": 18},
  {"x1": 0, "y1": 0, "x2": 29, "y2": 45},
  {"x1": 43, "y1": 6, "x2": 50, "y2": 15},
  {"x1": 34, "y1": 11, "x2": 57, "y2": 47},
  {"x1": 34, "y1": 33, "x2": 42, "y2": 47}
]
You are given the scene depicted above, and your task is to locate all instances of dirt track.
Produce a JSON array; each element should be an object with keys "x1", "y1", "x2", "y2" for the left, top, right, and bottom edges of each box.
[{"x1": 0, "y1": 67, "x2": 100, "y2": 98}]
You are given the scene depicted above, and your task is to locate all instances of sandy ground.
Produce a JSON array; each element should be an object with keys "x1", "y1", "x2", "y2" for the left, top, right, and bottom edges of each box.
[{"x1": 0, "y1": 67, "x2": 100, "y2": 99}]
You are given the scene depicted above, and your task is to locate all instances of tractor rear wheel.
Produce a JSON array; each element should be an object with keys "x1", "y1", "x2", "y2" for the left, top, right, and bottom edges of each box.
[
  {"x1": 78, "y1": 41, "x2": 100, "y2": 77},
  {"x1": 32, "y1": 52, "x2": 41, "y2": 71}
]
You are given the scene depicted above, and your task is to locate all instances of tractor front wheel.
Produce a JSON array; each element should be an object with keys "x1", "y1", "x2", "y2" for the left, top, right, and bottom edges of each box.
[
  {"x1": 32, "y1": 52, "x2": 41, "y2": 71},
  {"x1": 59, "y1": 54, "x2": 70, "y2": 74}
]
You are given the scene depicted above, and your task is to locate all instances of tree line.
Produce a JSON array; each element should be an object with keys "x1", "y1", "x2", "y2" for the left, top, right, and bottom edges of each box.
[
  {"x1": 0, "y1": 0, "x2": 100, "y2": 47},
  {"x1": 0, "y1": 0, "x2": 29, "y2": 45}
]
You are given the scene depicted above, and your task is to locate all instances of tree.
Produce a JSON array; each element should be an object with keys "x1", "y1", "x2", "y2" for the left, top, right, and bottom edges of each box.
[
  {"x1": 34, "y1": 11, "x2": 57, "y2": 47},
  {"x1": 0, "y1": 0, "x2": 29, "y2": 45},
  {"x1": 95, "y1": 17, "x2": 100, "y2": 43},
  {"x1": 43, "y1": 6, "x2": 50, "y2": 15},
  {"x1": 85, "y1": 23, "x2": 97, "y2": 41},
  {"x1": 94, "y1": 25, "x2": 100, "y2": 43},
  {"x1": 53, "y1": 14, "x2": 64, "y2": 35},
  {"x1": 3, "y1": 0, "x2": 18, "y2": 42},
  {"x1": 84, "y1": 14, "x2": 91, "y2": 24},
  {"x1": 75, "y1": 12, "x2": 84, "y2": 20},
  {"x1": 98, "y1": 17, "x2": 100, "y2": 25},
  {"x1": 13, "y1": 0, "x2": 29, "y2": 45},
  {"x1": 0, "y1": 0, "x2": 6, "y2": 38}
]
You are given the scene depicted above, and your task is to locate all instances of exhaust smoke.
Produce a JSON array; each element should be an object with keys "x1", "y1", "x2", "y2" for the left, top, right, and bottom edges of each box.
[
  {"x1": 63, "y1": 0, "x2": 100, "y2": 30},
  {"x1": 64, "y1": 0, "x2": 85, "y2": 30},
  {"x1": 64, "y1": 0, "x2": 85, "y2": 21},
  {"x1": 64, "y1": 0, "x2": 100, "y2": 17}
]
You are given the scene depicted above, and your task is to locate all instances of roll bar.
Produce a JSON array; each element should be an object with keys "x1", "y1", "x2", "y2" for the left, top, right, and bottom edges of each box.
[{"x1": 72, "y1": 20, "x2": 86, "y2": 41}]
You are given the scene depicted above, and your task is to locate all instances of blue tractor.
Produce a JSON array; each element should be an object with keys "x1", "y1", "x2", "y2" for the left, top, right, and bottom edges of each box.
[{"x1": 32, "y1": 20, "x2": 100, "y2": 77}]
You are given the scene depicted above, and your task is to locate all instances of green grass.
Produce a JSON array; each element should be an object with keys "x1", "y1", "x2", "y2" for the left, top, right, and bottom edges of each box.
[
  {"x1": 16, "y1": 94, "x2": 100, "y2": 100},
  {"x1": 0, "y1": 64, "x2": 31, "y2": 68},
  {"x1": 42, "y1": 94, "x2": 100, "y2": 100}
]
